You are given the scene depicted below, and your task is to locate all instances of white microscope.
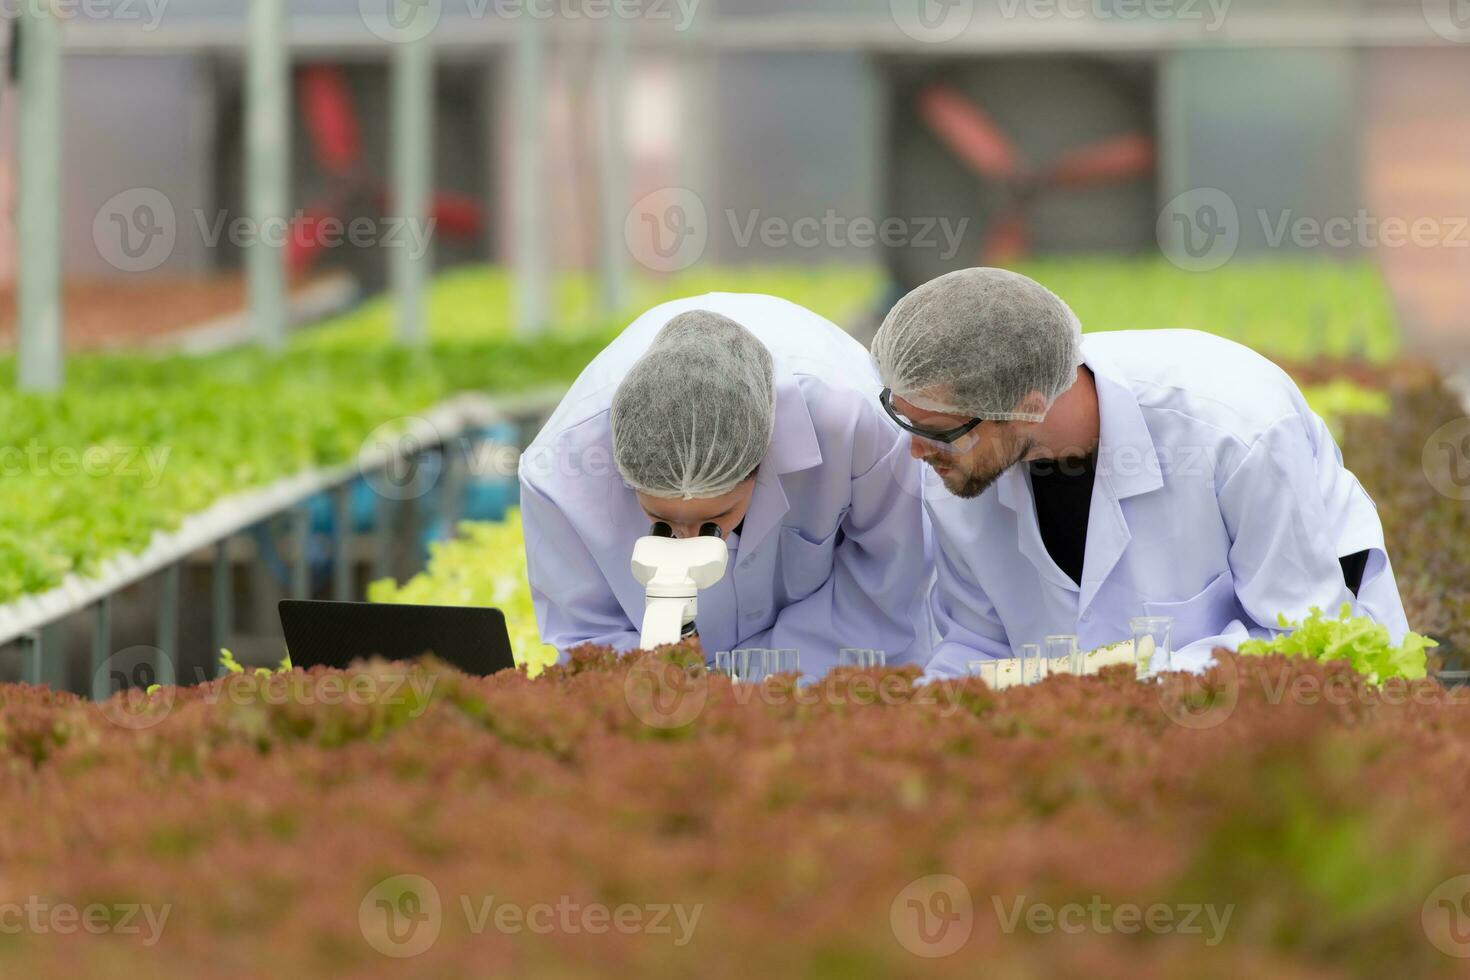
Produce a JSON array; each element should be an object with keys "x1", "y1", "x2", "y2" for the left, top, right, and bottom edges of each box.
[{"x1": 630, "y1": 522, "x2": 729, "y2": 649}]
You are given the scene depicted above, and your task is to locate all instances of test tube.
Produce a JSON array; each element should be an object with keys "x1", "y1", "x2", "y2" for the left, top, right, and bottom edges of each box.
[
  {"x1": 1130, "y1": 617, "x2": 1173, "y2": 675},
  {"x1": 731, "y1": 648, "x2": 769, "y2": 683},
  {"x1": 967, "y1": 660, "x2": 999, "y2": 687},
  {"x1": 1021, "y1": 644, "x2": 1045, "y2": 685},
  {"x1": 770, "y1": 649, "x2": 801, "y2": 676},
  {"x1": 1045, "y1": 635, "x2": 1081, "y2": 675}
]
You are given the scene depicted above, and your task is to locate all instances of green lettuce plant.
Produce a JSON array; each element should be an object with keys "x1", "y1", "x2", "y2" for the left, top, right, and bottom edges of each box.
[{"x1": 1237, "y1": 605, "x2": 1437, "y2": 683}]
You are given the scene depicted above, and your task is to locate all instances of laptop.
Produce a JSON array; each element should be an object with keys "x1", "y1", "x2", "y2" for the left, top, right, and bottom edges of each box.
[{"x1": 278, "y1": 600, "x2": 517, "y2": 676}]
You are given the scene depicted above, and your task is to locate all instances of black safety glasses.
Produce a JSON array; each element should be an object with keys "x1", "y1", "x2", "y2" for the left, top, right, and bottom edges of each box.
[{"x1": 879, "y1": 388, "x2": 986, "y2": 445}]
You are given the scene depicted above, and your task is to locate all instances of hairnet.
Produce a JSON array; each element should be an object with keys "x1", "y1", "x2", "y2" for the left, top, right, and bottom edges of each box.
[
  {"x1": 611, "y1": 311, "x2": 776, "y2": 500},
  {"x1": 871, "y1": 268, "x2": 1084, "y2": 422}
]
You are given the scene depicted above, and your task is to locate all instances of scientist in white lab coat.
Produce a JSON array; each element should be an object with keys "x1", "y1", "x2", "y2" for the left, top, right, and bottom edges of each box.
[
  {"x1": 870, "y1": 268, "x2": 1409, "y2": 677},
  {"x1": 519, "y1": 294, "x2": 932, "y2": 675}
]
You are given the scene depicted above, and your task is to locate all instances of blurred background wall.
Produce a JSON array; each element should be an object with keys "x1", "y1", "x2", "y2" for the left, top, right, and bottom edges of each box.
[{"x1": 0, "y1": 0, "x2": 1466, "y2": 359}]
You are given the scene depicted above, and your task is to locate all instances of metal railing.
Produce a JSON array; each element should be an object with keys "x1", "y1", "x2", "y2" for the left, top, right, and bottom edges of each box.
[{"x1": 6, "y1": 388, "x2": 565, "y2": 695}]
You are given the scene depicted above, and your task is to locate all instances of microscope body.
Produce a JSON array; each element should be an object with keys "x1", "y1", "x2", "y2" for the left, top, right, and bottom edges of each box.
[{"x1": 630, "y1": 532, "x2": 729, "y2": 649}]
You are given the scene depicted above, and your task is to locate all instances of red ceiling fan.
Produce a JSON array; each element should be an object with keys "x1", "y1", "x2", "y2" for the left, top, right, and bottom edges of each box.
[
  {"x1": 916, "y1": 80, "x2": 1156, "y2": 265},
  {"x1": 289, "y1": 65, "x2": 485, "y2": 277}
]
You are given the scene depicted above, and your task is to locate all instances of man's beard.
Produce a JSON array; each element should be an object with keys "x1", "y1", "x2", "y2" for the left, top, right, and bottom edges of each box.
[{"x1": 938, "y1": 438, "x2": 1031, "y2": 500}]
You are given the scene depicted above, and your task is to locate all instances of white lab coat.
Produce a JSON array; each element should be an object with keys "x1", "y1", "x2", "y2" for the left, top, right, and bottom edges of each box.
[
  {"x1": 924, "y1": 329, "x2": 1410, "y2": 679},
  {"x1": 520, "y1": 293, "x2": 932, "y2": 675}
]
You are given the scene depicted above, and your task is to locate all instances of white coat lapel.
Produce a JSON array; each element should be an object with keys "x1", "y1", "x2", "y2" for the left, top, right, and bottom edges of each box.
[
  {"x1": 1077, "y1": 341, "x2": 1164, "y2": 614},
  {"x1": 733, "y1": 369, "x2": 823, "y2": 560},
  {"x1": 996, "y1": 466, "x2": 1077, "y2": 592}
]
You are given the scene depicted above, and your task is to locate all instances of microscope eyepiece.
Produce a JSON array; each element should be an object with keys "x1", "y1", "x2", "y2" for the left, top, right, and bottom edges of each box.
[
  {"x1": 651, "y1": 521, "x2": 674, "y2": 538},
  {"x1": 699, "y1": 522, "x2": 722, "y2": 538}
]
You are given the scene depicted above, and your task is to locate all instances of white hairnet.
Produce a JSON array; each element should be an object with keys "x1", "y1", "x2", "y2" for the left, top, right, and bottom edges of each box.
[
  {"x1": 611, "y1": 311, "x2": 775, "y2": 500},
  {"x1": 871, "y1": 268, "x2": 1084, "y2": 423}
]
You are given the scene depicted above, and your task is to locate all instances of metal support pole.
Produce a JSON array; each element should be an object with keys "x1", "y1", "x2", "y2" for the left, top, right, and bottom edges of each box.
[
  {"x1": 597, "y1": 17, "x2": 631, "y2": 315},
  {"x1": 374, "y1": 493, "x2": 396, "y2": 582},
  {"x1": 19, "y1": 633, "x2": 43, "y2": 687},
  {"x1": 213, "y1": 539, "x2": 233, "y2": 677},
  {"x1": 333, "y1": 484, "x2": 354, "y2": 601},
  {"x1": 90, "y1": 598, "x2": 112, "y2": 699},
  {"x1": 156, "y1": 563, "x2": 180, "y2": 688},
  {"x1": 247, "y1": 0, "x2": 289, "y2": 350},
  {"x1": 17, "y1": 2, "x2": 64, "y2": 392},
  {"x1": 680, "y1": 0, "x2": 715, "y2": 207},
  {"x1": 441, "y1": 438, "x2": 466, "y2": 535},
  {"x1": 404, "y1": 462, "x2": 424, "y2": 570},
  {"x1": 391, "y1": 18, "x2": 435, "y2": 346},
  {"x1": 291, "y1": 506, "x2": 311, "y2": 600},
  {"x1": 513, "y1": 19, "x2": 550, "y2": 334},
  {"x1": 40, "y1": 623, "x2": 65, "y2": 691}
]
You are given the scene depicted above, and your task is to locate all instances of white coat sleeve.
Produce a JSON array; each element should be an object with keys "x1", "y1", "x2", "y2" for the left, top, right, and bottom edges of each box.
[
  {"x1": 520, "y1": 473, "x2": 641, "y2": 661},
  {"x1": 921, "y1": 503, "x2": 1013, "y2": 680},
  {"x1": 1217, "y1": 415, "x2": 1368, "y2": 642},
  {"x1": 740, "y1": 413, "x2": 933, "y2": 677}
]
